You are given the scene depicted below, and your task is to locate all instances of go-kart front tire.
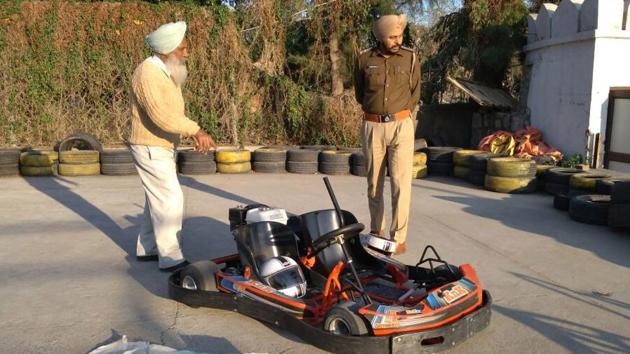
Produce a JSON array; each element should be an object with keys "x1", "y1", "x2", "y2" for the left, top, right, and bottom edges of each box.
[
  {"x1": 179, "y1": 261, "x2": 219, "y2": 292},
  {"x1": 323, "y1": 302, "x2": 369, "y2": 336}
]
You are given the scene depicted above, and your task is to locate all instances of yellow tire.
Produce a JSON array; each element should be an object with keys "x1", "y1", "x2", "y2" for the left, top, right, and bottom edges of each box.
[
  {"x1": 453, "y1": 166, "x2": 470, "y2": 179},
  {"x1": 453, "y1": 150, "x2": 484, "y2": 167},
  {"x1": 20, "y1": 151, "x2": 58, "y2": 167},
  {"x1": 487, "y1": 157, "x2": 536, "y2": 177},
  {"x1": 413, "y1": 152, "x2": 427, "y2": 165},
  {"x1": 412, "y1": 164, "x2": 427, "y2": 179},
  {"x1": 570, "y1": 172, "x2": 612, "y2": 191},
  {"x1": 216, "y1": 149, "x2": 251, "y2": 163},
  {"x1": 20, "y1": 165, "x2": 55, "y2": 176},
  {"x1": 58, "y1": 163, "x2": 100, "y2": 176},
  {"x1": 59, "y1": 150, "x2": 100, "y2": 164},
  {"x1": 217, "y1": 162, "x2": 252, "y2": 174},
  {"x1": 484, "y1": 175, "x2": 537, "y2": 193}
]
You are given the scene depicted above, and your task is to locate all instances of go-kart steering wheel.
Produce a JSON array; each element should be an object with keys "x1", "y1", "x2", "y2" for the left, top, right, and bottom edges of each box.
[{"x1": 311, "y1": 223, "x2": 365, "y2": 254}]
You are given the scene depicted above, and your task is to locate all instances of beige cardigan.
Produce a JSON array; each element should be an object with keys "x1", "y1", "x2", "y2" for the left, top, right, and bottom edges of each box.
[{"x1": 128, "y1": 59, "x2": 200, "y2": 148}]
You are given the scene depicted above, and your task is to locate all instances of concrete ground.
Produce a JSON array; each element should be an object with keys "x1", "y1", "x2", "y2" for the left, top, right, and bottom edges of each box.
[{"x1": 0, "y1": 173, "x2": 629, "y2": 354}]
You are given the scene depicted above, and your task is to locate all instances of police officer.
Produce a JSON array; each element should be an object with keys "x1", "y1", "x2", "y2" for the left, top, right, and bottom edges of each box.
[{"x1": 354, "y1": 14, "x2": 421, "y2": 255}]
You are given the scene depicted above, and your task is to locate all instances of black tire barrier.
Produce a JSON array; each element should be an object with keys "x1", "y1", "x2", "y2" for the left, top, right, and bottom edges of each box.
[
  {"x1": 319, "y1": 162, "x2": 350, "y2": 175},
  {"x1": 178, "y1": 150, "x2": 215, "y2": 163},
  {"x1": 287, "y1": 149, "x2": 319, "y2": 163},
  {"x1": 553, "y1": 193, "x2": 570, "y2": 211},
  {"x1": 569, "y1": 194, "x2": 610, "y2": 226},
  {"x1": 0, "y1": 164, "x2": 19, "y2": 176},
  {"x1": 101, "y1": 163, "x2": 138, "y2": 176},
  {"x1": 253, "y1": 161, "x2": 286, "y2": 173},
  {"x1": 414, "y1": 138, "x2": 428, "y2": 151},
  {"x1": 486, "y1": 158, "x2": 536, "y2": 178},
  {"x1": 253, "y1": 147, "x2": 287, "y2": 163},
  {"x1": 568, "y1": 188, "x2": 592, "y2": 198},
  {"x1": 420, "y1": 147, "x2": 462, "y2": 162},
  {"x1": 351, "y1": 164, "x2": 367, "y2": 177},
  {"x1": 350, "y1": 152, "x2": 365, "y2": 166},
  {"x1": 468, "y1": 170, "x2": 486, "y2": 186},
  {"x1": 179, "y1": 161, "x2": 217, "y2": 175},
  {"x1": 453, "y1": 166, "x2": 470, "y2": 179},
  {"x1": 468, "y1": 153, "x2": 507, "y2": 171},
  {"x1": 0, "y1": 149, "x2": 20, "y2": 165},
  {"x1": 546, "y1": 168, "x2": 582, "y2": 185},
  {"x1": 608, "y1": 203, "x2": 630, "y2": 228},
  {"x1": 596, "y1": 179, "x2": 615, "y2": 195},
  {"x1": 300, "y1": 145, "x2": 336, "y2": 151},
  {"x1": 484, "y1": 175, "x2": 537, "y2": 194},
  {"x1": 569, "y1": 172, "x2": 612, "y2": 191},
  {"x1": 611, "y1": 180, "x2": 630, "y2": 204},
  {"x1": 101, "y1": 148, "x2": 134, "y2": 164},
  {"x1": 319, "y1": 150, "x2": 351, "y2": 164},
  {"x1": 57, "y1": 132, "x2": 103, "y2": 153},
  {"x1": 287, "y1": 161, "x2": 318, "y2": 174},
  {"x1": 545, "y1": 182, "x2": 569, "y2": 196},
  {"x1": 428, "y1": 161, "x2": 453, "y2": 176}
]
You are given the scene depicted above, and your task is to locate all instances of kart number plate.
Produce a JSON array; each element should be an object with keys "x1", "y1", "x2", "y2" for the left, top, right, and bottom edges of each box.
[{"x1": 442, "y1": 284, "x2": 469, "y2": 304}]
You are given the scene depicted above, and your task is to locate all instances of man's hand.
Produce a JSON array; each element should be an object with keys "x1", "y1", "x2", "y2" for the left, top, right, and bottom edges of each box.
[{"x1": 192, "y1": 129, "x2": 216, "y2": 153}]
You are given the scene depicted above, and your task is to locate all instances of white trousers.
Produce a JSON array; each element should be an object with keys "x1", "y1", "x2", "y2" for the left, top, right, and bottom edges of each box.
[{"x1": 129, "y1": 145, "x2": 185, "y2": 269}]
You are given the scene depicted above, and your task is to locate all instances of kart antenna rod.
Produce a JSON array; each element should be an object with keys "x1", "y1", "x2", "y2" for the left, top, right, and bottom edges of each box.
[{"x1": 323, "y1": 177, "x2": 345, "y2": 226}]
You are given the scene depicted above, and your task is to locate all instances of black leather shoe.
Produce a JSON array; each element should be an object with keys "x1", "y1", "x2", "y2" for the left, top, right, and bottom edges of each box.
[
  {"x1": 160, "y1": 260, "x2": 189, "y2": 273},
  {"x1": 136, "y1": 255, "x2": 159, "y2": 262}
]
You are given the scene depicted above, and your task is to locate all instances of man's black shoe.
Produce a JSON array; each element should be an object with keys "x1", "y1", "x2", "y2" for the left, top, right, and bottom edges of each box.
[
  {"x1": 160, "y1": 260, "x2": 190, "y2": 273},
  {"x1": 136, "y1": 254, "x2": 159, "y2": 262}
]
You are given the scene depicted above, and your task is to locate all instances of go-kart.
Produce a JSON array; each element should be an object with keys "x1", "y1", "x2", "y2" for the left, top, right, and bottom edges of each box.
[{"x1": 169, "y1": 178, "x2": 491, "y2": 353}]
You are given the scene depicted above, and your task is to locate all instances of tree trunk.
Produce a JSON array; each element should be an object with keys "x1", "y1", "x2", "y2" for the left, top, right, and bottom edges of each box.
[{"x1": 329, "y1": 35, "x2": 344, "y2": 97}]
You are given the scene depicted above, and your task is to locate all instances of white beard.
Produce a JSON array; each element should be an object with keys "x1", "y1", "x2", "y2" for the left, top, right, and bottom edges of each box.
[{"x1": 165, "y1": 55, "x2": 188, "y2": 88}]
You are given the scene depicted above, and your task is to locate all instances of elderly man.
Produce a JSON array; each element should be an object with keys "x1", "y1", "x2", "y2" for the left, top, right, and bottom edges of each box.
[
  {"x1": 128, "y1": 21, "x2": 216, "y2": 272},
  {"x1": 354, "y1": 14, "x2": 421, "y2": 255}
]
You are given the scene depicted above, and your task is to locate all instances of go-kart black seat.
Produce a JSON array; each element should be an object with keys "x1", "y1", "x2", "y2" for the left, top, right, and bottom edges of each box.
[
  {"x1": 232, "y1": 221, "x2": 301, "y2": 278},
  {"x1": 299, "y1": 209, "x2": 379, "y2": 276}
]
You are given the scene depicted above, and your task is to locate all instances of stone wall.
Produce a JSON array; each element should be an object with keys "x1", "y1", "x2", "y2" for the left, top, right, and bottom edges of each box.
[{"x1": 470, "y1": 109, "x2": 530, "y2": 148}]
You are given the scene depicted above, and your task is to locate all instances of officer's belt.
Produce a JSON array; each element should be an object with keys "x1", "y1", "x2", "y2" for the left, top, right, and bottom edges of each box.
[{"x1": 364, "y1": 109, "x2": 411, "y2": 123}]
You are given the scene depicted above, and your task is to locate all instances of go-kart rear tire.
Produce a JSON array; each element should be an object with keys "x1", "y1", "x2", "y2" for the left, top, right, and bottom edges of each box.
[
  {"x1": 179, "y1": 261, "x2": 219, "y2": 292},
  {"x1": 323, "y1": 302, "x2": 368, "y2": 336}
]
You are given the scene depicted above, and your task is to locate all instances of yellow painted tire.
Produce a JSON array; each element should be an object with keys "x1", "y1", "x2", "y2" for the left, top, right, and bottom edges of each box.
[
  {"x1": 453, "y1": 150, "x2": 484, "y2": 167},
  {"x1": 58, "y1": 163, "x2": 100, "y2": 176},
  {"x1": 59, "y1": 150, "x2": 100, "y2": 164},
  {"x1": 20, "y1": 165, "x2": 55, "y2": 176},
  {"x1": 453, "y1": 166, "x2": 470, "y2": 179},
  {"x1": 484, "y1": 175, "x2": 537, "y2": 194},
  {"x1": 412, "y1": 164, "x2": 427, "y2": 179},
  {"x1": 570, "y1": 172, "x2": 612, "y2": 191},
  {"x1": 413, "y1": 152, "x2": 427, "y2": 165},
  {"x1": 216, "y1": 149, "x2": 251, "y2": 163},
  {"x1": 487, "y1": 157, "x2": 536, "y2": 177},
  {"x1": 20, "y1": 151, "x2": 58, "y2": 167},
  {"x1": 217, "y1": 162, "x2": 252, "y2": 174}
]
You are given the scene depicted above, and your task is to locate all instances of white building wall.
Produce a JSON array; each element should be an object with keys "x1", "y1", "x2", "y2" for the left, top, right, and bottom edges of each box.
[{"x1": 525, "y1": 0, "x2": 630, "y2": 159}]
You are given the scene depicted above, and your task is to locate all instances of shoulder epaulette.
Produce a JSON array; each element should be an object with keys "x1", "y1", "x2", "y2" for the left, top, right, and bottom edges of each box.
[
  {"x1": 400, "y1": 46, "x2": 415, "y2": 52},
  {"x1": 360, "y1": 48, "x2": 374, "y2": 55}
]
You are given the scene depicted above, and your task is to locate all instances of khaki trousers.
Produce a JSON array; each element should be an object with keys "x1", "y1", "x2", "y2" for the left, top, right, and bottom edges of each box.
[
  {"x1": 130, "y1": 145, "x2": 185, "y2": 269},
  {"x1": 361, "y1": 117, "x2": 414, "y2": 244}
]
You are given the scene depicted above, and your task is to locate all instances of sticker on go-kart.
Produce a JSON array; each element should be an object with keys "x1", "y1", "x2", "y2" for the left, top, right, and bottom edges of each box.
[
  {"x1": 426, "y1": 278, "x2": 476, "y2": 310},
  {"x1": 370, "y1": 305, "x2": 440, "y2": 329}
]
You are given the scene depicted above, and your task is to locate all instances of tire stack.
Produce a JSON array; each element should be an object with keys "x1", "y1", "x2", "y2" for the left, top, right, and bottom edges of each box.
[
  {"x1": 177, "y1": 150, "x2": 216, "y2": 175},
  {"x1": 535, "y1": 164, "x2": 555, "y2": 192},
  {"x1": 101, "y1": 148, "x2": 137, "y2": 176},
  {"x1": 216, "y1": 149, "x2": 251, "y2": 174},
  {"x1": 287, "y1": 148, "x2": 319, "y2": 174},
  {"x1": 484, "y1": 157, "x2": 537, "y2": 194},
  {"x1": 421, "y1": 147, "x2": 461, "y2": 176},
  {"x1": 253, "y1": 147, "x2": 287, "y2": 173},
  {"x1": 58, "y1": 150, "x2": 100, "y2": 176},
  {"x1": 544, "y1": 168, "x2": 581, "y2": 196},
  {"x1": 319, "y1": 150, "x2": 351, "y2": 175},
  {"x1": 452, "y1": 150, "x2": 484, "y2": 180},
  {"x1": 568, "y1": 195, "x2": 611, "y2": 225},
  {"x1": 350, "y1": 151, "x2": 366, "y2": 177},
  {"x1": 0, "y1": 149, "x2": 20, "y2": 177},
  {"x1": 412, "y1": 151, "x2": 427, "y2": 179},
  {"x1": 466, "y1": 153, "x2": 505, "y2": 186},
  {"x1": 608, "y1": 180, "x2": 630, "y2": 228},
  {"x1": 20, "y1": 150, "x2": 59, "y2": 176}
]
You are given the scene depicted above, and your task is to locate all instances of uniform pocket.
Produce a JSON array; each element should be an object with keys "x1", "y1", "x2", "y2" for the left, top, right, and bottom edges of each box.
[{"x1": 365, "y1": 65, "x2": 385, "y2": 90}]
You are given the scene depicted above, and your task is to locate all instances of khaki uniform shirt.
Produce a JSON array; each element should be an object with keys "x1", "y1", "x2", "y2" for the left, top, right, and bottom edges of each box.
[{"x1": 354, "y1": 46, "x2": 421, "y2": 115}]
